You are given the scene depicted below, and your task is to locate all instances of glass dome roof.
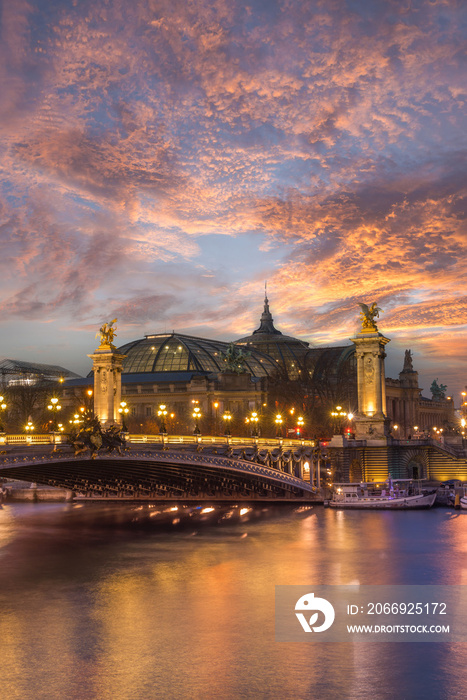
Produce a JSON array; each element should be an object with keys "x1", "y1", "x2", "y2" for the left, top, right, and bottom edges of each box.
[
  {"x1": 117, "y1": 332, "x2": 279, "y2": 377},
  {"x1": 235, "y1": 295, "x2": 311, "y2": 380}
]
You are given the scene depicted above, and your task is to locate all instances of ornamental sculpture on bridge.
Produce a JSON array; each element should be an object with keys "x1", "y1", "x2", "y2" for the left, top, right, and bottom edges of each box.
[
  {"x1": 358, "y1": 302, "x2": 383, "y2": 332},
  {"x1": 96, "y1": 318, "x2": 118, "y2": 347},
  {"x1": 68, "y1": 416, "x2": 127, "y2": 458}
]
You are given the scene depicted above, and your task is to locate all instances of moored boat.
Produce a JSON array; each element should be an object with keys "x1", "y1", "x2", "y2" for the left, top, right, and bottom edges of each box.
[{"x1": 329, "y1": 479, "x2": 437, "y2": 509}]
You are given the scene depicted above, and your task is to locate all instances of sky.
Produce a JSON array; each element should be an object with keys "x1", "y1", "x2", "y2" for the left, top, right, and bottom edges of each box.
[{"x1": 0, "y1": 0, "x2": 466, "y2": 399}]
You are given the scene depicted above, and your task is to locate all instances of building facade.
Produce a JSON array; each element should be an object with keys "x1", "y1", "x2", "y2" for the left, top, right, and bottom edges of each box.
[{"x1": 61, "y1": 296, "x2": 456, "y2": 437}]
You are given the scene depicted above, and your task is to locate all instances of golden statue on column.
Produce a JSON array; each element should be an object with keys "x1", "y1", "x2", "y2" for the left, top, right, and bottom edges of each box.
[
  {"x1": 358, "y1": 302, "x2": 382, "y2": 332},
  {"x1": 89, "y1": 319, "x2": 126, "y2": 427},
  {"x1": 96, "y1": 319, "x2": 117, "y2": 347}
]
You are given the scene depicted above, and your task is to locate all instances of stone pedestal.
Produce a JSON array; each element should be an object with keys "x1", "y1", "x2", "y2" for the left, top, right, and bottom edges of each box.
[
  {"x1": 351, "y1": 330, "x2": 391, "y2": 440},
  {"x1": 88, "y1": 343, "x2": 126, "y2": 427}
]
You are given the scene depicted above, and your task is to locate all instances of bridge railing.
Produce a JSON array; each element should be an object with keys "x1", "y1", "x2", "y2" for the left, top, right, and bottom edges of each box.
[
  {"x1": 128, "y1": 435, "x2": 315, "y2": 448},
  {"x1": 0, "y1": 433, "x2": 315, "y2": 449},
  {"x1": 0, "y1": 434, "x2": 61, "y2": 446}
]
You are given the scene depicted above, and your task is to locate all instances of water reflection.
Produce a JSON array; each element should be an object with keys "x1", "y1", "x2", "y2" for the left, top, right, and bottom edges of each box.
[{"x1": 0, "y1": 504, "x2": 464, "y2": 699}]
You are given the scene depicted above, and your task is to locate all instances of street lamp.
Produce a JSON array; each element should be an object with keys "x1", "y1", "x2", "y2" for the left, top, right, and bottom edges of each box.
[
  {"x1": 222, "y1": 410, "x2": 232, "y2": 436},
  {"x1": 331, "y1": 405, "x2": 347, "y2": 434},
  {"x1": 0, "y1": 395, "x2": 6, "y2": 432},
  {"x1": 157, "y1": 403, "x2": 168, "y2": 434},
  {"x1": 249, "y1": 411, "x2": 259, "y2": 437},
  {"x1": 47, "y1": 397, "x2": 61, "y2": 432},
  {"x1": 25, "y1": 420, "x2": 35, "y2": 443},
  {"x1": 275, "y1": 413, "x2": 283, "y2": 438},
  {"x1": 192, "y1": 406, "x2": 202, "y2": 435},
  {"x1": 119, "y1": 401, "x2": 129, "y2": 432}
]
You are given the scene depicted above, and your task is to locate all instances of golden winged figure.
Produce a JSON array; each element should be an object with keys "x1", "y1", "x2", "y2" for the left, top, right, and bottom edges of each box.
[
  {"x1": 96, "y1": 318, "x2": 118, "y2": 346},
  {"x1": 358, "y1": 302, "x2": 382, "y2": 332}
]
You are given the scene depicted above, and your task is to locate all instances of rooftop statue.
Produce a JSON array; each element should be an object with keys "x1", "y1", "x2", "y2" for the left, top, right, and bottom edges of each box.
[
  {"x1": 358, "y1": 302, "x2": 382, "y2": 332},
  {"x1": 430, "y1": 378, "x2": 447, "y2": 401},
  {"x1": 96, "y1": 318, "x2": 117, "y2": 347},
  {"x1": 221, "y1": 343, "x2": 251, "y2": 374},
  {"x1": 403, "y1": 349, "x2": 414, "y2": 371}
]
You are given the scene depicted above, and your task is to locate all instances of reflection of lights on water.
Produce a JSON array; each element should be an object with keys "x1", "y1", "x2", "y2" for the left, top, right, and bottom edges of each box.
[
  {"x1": 172, "y1": 518, "x2": 180, "y2": 525},
  {"x1": 201, "y1": 507, "x2": 215, "y2": 514},
  {"x1": 240, "y1": 508, "x2": 250, "y2": 516},
  {"x1": 169, "y1": 506, "x2": 178, "y2": 511}
]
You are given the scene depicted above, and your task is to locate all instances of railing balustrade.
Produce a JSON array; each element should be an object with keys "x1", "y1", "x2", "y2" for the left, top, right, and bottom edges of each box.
[{"x1": 0, "y1": 433, "x2": 315, "y2": 448}]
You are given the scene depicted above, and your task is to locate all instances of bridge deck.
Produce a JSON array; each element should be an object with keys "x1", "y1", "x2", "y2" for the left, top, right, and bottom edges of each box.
[{"x1": 0, "y1": 448, "x2": 317, "y2": 501}]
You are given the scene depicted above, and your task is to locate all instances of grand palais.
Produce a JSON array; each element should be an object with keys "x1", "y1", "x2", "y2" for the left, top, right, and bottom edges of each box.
[{"x1": 0, "y1": 294, "x2": 455, "y2": 437}]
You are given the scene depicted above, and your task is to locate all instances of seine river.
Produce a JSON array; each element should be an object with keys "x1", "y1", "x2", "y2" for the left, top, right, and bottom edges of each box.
[{"x1": 0, "y1": 502, "x2": 465, "y2": 700}]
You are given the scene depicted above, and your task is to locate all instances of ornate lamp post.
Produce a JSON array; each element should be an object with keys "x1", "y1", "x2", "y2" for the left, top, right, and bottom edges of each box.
[
  {"x1": 192, "y1": 406, "x2": 202, "y2": 435},
  {"x1": 0, "y1": 395, "x2": 6, "y2": 432},
  {"x1": 331, "y1": 405, "x2": 347, "y2": 434},
  {"x1": 119, "y1": 401, "x2": 129, "y2": 432},
  {"x1": 249, "y1": 411, "x2": 259, "y2": 437},
  {"x1": 275, "y1": 413, "x2": 283, "y2": 438},
  {"x1": 222, "y1": 410, "x2": 232, "y2": 437},
  {"x1": 25, "y1": 420, "x2": 35, "y2": 443},
  {"x1": 157, "y1": 404, "x2": 168, "y2": 434},
  {"x1": 47, "y1": 397, "x2": 61, "y2": 432},
  {"x1": 297, "y1": 415, "x2": 304, "y2": 437}
]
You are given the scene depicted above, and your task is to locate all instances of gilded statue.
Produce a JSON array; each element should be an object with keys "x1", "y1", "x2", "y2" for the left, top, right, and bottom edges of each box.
[
  {"x1": 96, "y1": 318, "x2": 117, "y2": 346},
  {"x1": 358, "y1": 302, "x2": 382, "y2": 332}
]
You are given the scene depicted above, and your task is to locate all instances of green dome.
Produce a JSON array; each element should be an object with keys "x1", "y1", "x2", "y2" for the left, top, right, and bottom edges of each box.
[
  {"x1": 117, "y1": 332, "x2": 278, "y2": 377},
  {"x1": 235, "y1": 295, "x2": 310, "y2": 380}
]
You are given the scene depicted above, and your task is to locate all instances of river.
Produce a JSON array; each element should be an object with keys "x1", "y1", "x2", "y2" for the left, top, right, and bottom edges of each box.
[{"x1": 0, "y1": 502, "x2": 465, "y2": 699}]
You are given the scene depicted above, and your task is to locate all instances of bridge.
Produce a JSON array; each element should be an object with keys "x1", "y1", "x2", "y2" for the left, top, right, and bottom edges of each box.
[{"x1": 0, "y1": 436, "x2": 323, "y2": 502}]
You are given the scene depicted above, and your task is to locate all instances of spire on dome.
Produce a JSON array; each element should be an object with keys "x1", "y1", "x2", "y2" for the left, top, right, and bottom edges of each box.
[{"x1": 253, "y1": 285, "x2": 282, "y2": 336}]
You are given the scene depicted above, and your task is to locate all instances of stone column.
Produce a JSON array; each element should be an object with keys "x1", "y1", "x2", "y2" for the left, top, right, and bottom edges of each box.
[
  {"x1": 88, "y1": 343, "x2": 126, "y2": 428},
  {"x1": 351, "y1": 330, "x2": 391, "y2": 440}
]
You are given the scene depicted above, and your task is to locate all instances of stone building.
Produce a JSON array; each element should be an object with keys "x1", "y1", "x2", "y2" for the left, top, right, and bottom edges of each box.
[{"x1": 62, "y1": 295, "x2": 455, "y2": 436}]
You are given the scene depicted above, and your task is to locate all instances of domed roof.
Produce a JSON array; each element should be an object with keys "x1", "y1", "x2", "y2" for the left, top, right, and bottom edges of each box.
[
  {"x1": 235, "y1": 294, "x2": 310, "y2": 380},
  {"x1": 116, "y1": 332, "x2": 279, "y2": 378}
]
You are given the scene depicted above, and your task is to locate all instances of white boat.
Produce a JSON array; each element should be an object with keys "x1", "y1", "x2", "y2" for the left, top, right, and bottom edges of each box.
[{"x1": 329, "y1": 479, "x2": 437, "y2": 509}]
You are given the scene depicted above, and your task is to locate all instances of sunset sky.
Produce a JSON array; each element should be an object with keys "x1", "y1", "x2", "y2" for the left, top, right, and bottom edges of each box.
[{"x1": 0, "y1": 0, "x2": 466, "y2": 398}]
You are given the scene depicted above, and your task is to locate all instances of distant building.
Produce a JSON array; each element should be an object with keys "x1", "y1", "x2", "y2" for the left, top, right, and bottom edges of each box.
[{"x1": 0, "y1": 358, "x2": 80, "y2": 387}]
